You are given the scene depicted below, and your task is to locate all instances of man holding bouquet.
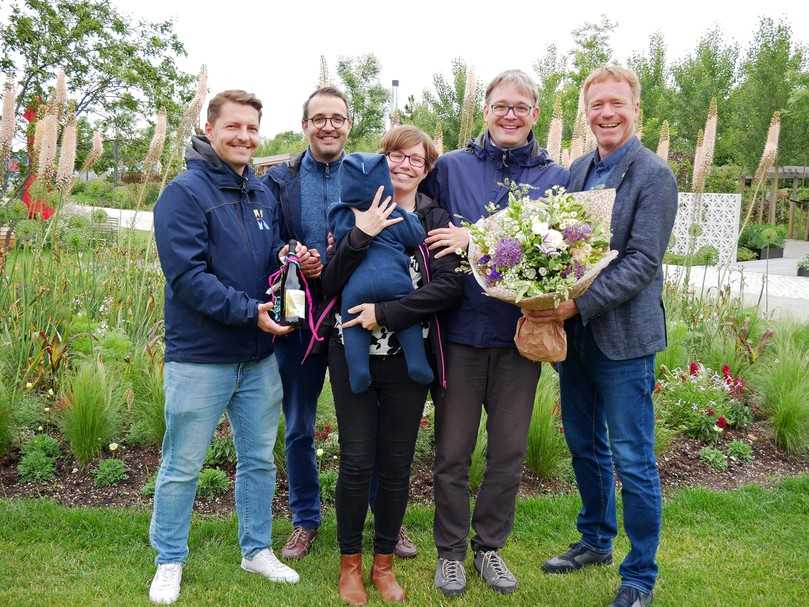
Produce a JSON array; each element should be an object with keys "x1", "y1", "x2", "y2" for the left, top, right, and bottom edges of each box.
[
  {"x1": 534, "y1": 66, "x2": 678, "y2": 607},
  {"x1": 423, "y1": 69, "x2": 568, "y2": 597}
]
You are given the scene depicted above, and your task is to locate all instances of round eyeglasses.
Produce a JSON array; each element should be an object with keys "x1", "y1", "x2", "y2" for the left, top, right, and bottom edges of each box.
[{"x1": 307, "y1": 114, "x2": 348, "y2": 129}]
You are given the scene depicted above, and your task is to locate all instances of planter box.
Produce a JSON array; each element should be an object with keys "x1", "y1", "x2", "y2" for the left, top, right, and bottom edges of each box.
[
  {"x1": 759, "y1": 245, "x2": 784, "y2": 260},
  {"x1": 0, "y1": 227, "x2": 15, "y2": 252},
  {"x1": 798, "y1": 267, "x2": 809, "y2": 278}
]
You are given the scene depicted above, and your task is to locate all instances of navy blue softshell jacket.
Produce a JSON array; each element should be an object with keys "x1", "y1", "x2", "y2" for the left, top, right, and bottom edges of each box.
[
  {"x1": 420, "y1": 131, "x2": 569, "y2": 349},
  {"x1": 154, "y1": 135, "x2": 282, "y2": 363}
]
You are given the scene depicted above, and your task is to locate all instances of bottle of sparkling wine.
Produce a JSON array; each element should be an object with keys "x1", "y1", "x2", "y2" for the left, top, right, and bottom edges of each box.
[{"x1": 273, "y1": 240, "x2": 305, "y2": 327}]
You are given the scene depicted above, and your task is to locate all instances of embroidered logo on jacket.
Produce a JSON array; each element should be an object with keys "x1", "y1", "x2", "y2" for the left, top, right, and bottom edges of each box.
[{"x1": 253, "y1": 208, "x2": 270, "y2": 230}]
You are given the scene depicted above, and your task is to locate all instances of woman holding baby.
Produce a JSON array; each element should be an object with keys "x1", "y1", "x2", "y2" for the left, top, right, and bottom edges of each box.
[{"x1": 321, "y1": 125, "x2": 463, "y2": 604}]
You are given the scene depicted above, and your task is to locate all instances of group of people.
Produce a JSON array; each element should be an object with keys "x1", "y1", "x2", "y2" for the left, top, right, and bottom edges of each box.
[{"x1": 148, "y1": 65, "x2": 677, "y2": 607}]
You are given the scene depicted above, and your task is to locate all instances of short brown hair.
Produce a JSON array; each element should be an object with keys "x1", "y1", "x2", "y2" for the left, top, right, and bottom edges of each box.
[
  {"x1": 582, "y1": 66, "x2": 641, "y2": 105},
  {"x1": 378, "y1": 125, "x2": 439, "y2": 173},
  {"x1": 485, "y1": 69, "x2": 538, "y2": 105},
  {"x1": 207, "y1": 90, "x2": 263, "y2": 124},
  {"x1": 302, "y1": 86, "x2": 350, "y2": 121}
]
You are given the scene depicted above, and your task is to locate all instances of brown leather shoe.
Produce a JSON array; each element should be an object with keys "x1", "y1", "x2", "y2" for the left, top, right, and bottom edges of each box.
[
  {"x1": 371, "y1": 553, "x2": 405, "y2": 602},
  {"x1": 339, "y1": 554, "x2": 368, "y2": 606},
  {"x1": 393, "y1": 526, "x2": 417, "y2": 559},
  {"x1": 282, "y1": 526, "x2": 318, "y2": 560}
]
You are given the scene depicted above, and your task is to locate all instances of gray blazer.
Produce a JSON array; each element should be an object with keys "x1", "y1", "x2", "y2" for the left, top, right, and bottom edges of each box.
[{"x1": 570, "y1": 136, "x2": 678, "y2": 360}]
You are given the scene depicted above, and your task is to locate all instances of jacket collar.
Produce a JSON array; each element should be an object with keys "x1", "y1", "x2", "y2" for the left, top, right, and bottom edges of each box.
[
  {"x1": 301, "y1": 147, "x2": 343, "y2": 174},
  {"x1": 185, "y1": 135, "x2": 263, "y2": 191},
  {"x1": 570, "y1": 136, "x2": 642, "y2": 191},
  {"x1": 468, "y1": 131, "x2": 550, "y2": 169}
]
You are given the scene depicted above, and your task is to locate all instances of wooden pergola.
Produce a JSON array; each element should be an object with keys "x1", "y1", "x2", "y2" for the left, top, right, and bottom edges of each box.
[
  {"x1": 252, "y1": 153, "x2": 292, "y2": 177},
  {"x1": 743, "y1": 166, "x2": 809, "y2": 239}
]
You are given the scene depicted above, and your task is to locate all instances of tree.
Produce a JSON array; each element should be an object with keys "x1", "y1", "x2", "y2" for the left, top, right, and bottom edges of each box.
[
  {"x1": 336, "y1": 54, "x2": 388, "y2": 151},
  {"x1": 533, "y1": 44, "x2": 568, "y2": 146},
  {"x1": 628, "y1": 32, "x2": 674, "y2": 149},
  {"x1": 569, "y1": 15, "x2": 617, "y2": 87},
  {"x1": 255, "y1": 131, "x2": 306, "y2": 157},
  {"x1": 1, "y1": 0, "x2": 194, "y2": 136},
  {"x1": 725, "y1": 17, "x2": 805, "y2": 169},
  {"x1": 400, "y1": 58, "x2": 483, "y2": 151},
  {"x1": 669, "y1": 28, "x2": 738, "y2": 157}
]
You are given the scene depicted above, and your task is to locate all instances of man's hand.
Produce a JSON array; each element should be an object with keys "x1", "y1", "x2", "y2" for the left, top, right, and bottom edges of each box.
[
  {"x1": 300, "y1": 248, "x2": 322, "y2": 278},
  {"x1": 257, "y1": 302, "x2": 294, "y2": 335},
  {"x1": 524, "y1": 300, "x2": 579, "y2": 322},
  {"x1": 426, "y1": 223, "x2": 469, "y2": 259},
  {"x1": 340, "y1": 303, "x2": 379, "y2": 331},
  {"x1": 352, "y1": 185, "x2": 403, "y2": 237}
]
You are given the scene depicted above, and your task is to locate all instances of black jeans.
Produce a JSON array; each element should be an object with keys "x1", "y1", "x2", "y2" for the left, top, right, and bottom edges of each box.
[
  {"x1": 329, "y1": 341, "x2": 428, "y2": 555},
  {"x1": 433, "y1": 343, "x2": 540, "y2": 560}
]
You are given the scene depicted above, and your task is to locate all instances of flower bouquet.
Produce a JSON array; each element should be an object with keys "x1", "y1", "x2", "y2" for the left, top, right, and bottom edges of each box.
[{"x1": 467, "y1": 186, "x2": 618, "y2": 362}]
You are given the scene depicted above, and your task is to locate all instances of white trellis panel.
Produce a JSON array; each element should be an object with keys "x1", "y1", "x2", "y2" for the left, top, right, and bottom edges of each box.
[{"x1": 669, "y1": 193, "x2": 741, "y2": 265}]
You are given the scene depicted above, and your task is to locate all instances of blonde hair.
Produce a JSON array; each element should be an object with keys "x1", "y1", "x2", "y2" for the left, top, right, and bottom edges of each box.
[
  {"x1": 582, "y1": 66, "x2": 641, "y2": 106},
  {"x1": 207, "y1": 90, "x2": 263, "y2": 124},
  {"x1": 379, "y1": 125, "x2": 439, "y2": 173},
  {"x1": 485, "y1": 69, "x2": 538, "y2": 105}
]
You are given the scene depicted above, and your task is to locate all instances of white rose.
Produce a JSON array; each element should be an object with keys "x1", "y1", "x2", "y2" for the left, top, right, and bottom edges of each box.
[
  {"x1": 543, "y1": 229, "x2": 566, "y2": 250},
  {"x1": 531, "y1": 219, "x2": 549, "y2": 236}
]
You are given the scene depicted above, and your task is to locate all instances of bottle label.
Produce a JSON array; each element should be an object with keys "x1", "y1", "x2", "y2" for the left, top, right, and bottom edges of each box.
[{"x1": 284, "y1": 289, "x2": 306, "y2": 319}]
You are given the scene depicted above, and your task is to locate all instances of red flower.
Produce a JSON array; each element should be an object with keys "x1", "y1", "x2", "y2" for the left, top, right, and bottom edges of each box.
[
  {"x1": 689, "y1": 361, "x2": 700, "y2": 376},
  {"x1": 716, "y1": 416, "x2": 728, "y2": 429},
  {"x1": 721, "y1": 364, "x2": 731, "y2": 378},
  {"x1": 419, "y1": 417, "x2": 429, "y2": 429},
  {"x1": 654, "y1": 382, "x2": 662, "y2": 394}
]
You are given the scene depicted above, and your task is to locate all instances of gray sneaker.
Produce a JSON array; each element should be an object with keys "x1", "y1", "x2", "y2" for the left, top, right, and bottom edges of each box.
[
  {"x1": 607, "y1": 586, "x2": 653, "y2": 607},
  {"x1": 542, "y1": 542, "x2": 613, "y2": 574},
  {"x1": 434, "y1": 558, "x2": 466, "y2": 597},
  {"x1": 473, "y1": 550, "x2": 518, "y2": 595}
]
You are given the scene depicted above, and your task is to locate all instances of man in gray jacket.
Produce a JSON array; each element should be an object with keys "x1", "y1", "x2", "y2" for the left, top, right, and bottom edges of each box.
[{"x1": 533, "y1": 66, "x2": 677, "y2": 607}]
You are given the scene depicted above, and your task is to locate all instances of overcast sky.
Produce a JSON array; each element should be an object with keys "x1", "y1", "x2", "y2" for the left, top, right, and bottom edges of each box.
[{"x1": 110, "y1": 0, "x2": 805, "y2": 139}]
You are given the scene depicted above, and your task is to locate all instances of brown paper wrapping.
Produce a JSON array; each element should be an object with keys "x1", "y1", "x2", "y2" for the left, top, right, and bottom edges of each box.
[{"x1": 468, "y1": 189, "x2": 618, "y2": 362}]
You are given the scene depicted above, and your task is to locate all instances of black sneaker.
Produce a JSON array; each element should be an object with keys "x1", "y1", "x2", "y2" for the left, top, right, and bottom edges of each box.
[
  {"x1": 542, "y1": 541, "x2": 613, "y2": 574},
  {"x1": 607, "y1": 586, "x2": 653, "y2": 607}
]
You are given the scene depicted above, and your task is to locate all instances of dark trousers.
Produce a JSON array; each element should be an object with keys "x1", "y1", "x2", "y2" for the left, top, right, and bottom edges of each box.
[
  {"x1": 433, "y1": 343, "x2": 540, "y2": 560},
  {"x1": 329, "y1": 342, "x2": 428, "y2": 555},
  {"x1": 276, "y1": 329, "x2": 328, "y2": 530},
  {"x1": 559, "y1": 318, "x2": 660, "y2": 593}
]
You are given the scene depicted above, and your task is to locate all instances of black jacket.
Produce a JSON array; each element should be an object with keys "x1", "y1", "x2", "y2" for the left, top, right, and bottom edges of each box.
[{"x1": 321, "y1": 192, "x2": 464, "y2": 389}]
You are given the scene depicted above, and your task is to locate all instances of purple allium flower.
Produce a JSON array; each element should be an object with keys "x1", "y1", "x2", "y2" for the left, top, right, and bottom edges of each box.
[
  {"x1": 493, "y1": 238, "x2": 523, "y2": 268},
  {"x1": 563, "y1": 222, "x2": 592, "y2": 244},
  {"x1": 574, "y1": 262, "x2": 586, "y2": 279}
]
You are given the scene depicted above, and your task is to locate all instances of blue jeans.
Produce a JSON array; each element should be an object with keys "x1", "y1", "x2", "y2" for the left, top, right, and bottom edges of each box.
[
  {"x1": 559, "y1": 318, "x2": 661, "y2": 594},
  {"x1": 149, "y1": 355, "x2": 282, "y2": 564},
  {"x1": 275, "y1": 329, "x2": 328, "y2": 529}
]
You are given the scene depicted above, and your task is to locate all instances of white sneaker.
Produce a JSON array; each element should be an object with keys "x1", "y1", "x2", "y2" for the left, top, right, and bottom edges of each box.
[
  {"x1": 241, "y1": 548, "x2": 300, "y2": 584},
  {"x1": 149, "y1": 563, "x2": 183, "y2": 604}
]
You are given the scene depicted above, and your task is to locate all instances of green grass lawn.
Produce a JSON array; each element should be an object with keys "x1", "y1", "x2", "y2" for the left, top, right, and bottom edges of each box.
[{"x1": 2, "y1": 476, "x2": 808, "y2": 606}]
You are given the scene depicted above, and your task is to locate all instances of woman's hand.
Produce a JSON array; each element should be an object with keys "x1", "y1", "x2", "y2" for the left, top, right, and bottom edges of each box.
[
  {"x1": 426, "y1": 223, "x2": 469, "y2": 258},
  {"x1": 352, "y1": 185, "x2": 403, "y2": 237},
  {"x1": 340, "y1": 303, "x2": 379, "y2": 331}
]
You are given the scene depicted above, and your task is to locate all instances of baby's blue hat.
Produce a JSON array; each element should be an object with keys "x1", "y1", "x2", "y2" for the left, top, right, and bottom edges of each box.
[{"x1": 340, "y1": 153, "x2": 394, "y2": 209}]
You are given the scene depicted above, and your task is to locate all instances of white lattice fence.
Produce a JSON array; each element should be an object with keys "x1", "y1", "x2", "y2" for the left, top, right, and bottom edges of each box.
[{"x1": 669, "y1": 193, "x2": 741, "y2": 265}]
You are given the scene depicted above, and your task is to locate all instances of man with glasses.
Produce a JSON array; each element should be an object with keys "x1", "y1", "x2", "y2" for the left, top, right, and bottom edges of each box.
[
  {"x1": 263, "y1": 86, "x2": 350, "y2": 560},
  {"x1": 422, "y1": 69, "x2": 568, "y2": 597}
]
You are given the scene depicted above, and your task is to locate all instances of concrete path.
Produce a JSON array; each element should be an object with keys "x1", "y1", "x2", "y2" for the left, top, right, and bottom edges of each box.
[{"x1": 666, "y1": 239, "x2": 809, "y2": 322}]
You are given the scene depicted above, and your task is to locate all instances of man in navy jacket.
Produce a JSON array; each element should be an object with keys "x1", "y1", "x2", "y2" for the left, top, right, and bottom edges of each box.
[
  {"x1": 536, "y1": 67, "x2": 677, "y2": 607},
  {"x1": 149, "y1": 90, "x2": 300, "y2": 605},
  {"x1": 422, "y1": 69, "x2": 568, "y2": 597}
]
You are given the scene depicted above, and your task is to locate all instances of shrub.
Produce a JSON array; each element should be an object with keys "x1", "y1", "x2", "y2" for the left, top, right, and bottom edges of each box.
[
  {"x1": 83, "y1": 179, "x2": 114, "y2": 199},
  {"x1": 739, "y1": 223, "x2": 787, "y2": 250},
  {"x1": 197, "y1": 468, "x2": 230, "y2": 498},
  {"x1": 128, "y1": 349, "x2": 164, "y2": 447},
  {"x1": 727, "y1": 440, "x2": 753, "y2": 463},
  {"x1": 11, "y1": 394, "x2": 48, "y2": 430},
  {"x1": 525, "y1": 369, "x2": 567, "y2": 479},
  {"x1": 654, "y1": 421, "x2": 678, "y2": 457},
  {"x1": 111, "y1": 186, "x2": 135, "y2": 209},
  {"x1": 92, "y1": 458, "x2": 129, "y2": 487},
  {"x1": 99, "y1": 330, "x2": 133, "y2": 363},
  {"x1": 699, "y1": 446, "x2": 728, "y2": 471},
  {"x1": 67, "y1": 215, "x2": 91, "y2": 229},
  {"x1": 206, "y1": 432, "x2": 237, "y2": 466},
  {"x1": 751, "y1": 341, "x2": 809, "y2": 455},
  {"x1": 469, "y1": 413, "x2": 487, "y2": 491},
  {"x1": 319, "y1": 469, "x2": 338, "y2": 503},
  {"x1": 60, "y1": 360, "x2": 119, "y2": 465},
  {"x1": 0, "y1": 378, "x2": 12, "y2": 457},
  {"x1": 656, "y1": 321, "x2": 689, "y2": 376},
  {"x1": 141, "y1": 473, "x2": 157, "y2": 497},
  {"x1": 17, "y1": 450, "x2": 56, "y2": 483},
  {"x1": 736, "y1": 246, "x2": 757, "y2": 262},
  {"x1": 21, "y1": 434, "x2": 61, "y2": 459},
  {"x1": 705, "y1": 164, "x2": 743, "y2": 194}
]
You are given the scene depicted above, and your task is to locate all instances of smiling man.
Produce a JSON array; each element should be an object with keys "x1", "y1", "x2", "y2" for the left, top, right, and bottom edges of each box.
[
  {"x1": 149, "y1": 90, "x2": 300, "y2": 605},
  {"x1": 421, "y1": 69, "x2": 568, "y2": 597},
  {"x1": 535, "y1": 66, "x2": 678, "y2": 607}
]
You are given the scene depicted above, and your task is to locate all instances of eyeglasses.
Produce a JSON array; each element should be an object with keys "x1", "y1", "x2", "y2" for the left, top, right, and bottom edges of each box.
[
  {"x1": 489, "y1": 103, "x2": 533, "y2": 117},
  {"x1": 307, "y1": 114, "x2": 348, "y2": 129},
  {"x1": 386, "y1": 151, "x2": 426, "y2": 169}
]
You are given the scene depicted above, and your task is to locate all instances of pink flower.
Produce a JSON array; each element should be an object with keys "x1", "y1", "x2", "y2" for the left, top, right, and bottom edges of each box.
[
  {"x1": 716, "y1": 416, "x2": 728, "y2": 429},
  {"x1": 689, "y1": 361, "x2": 699, "y2": 376}
]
